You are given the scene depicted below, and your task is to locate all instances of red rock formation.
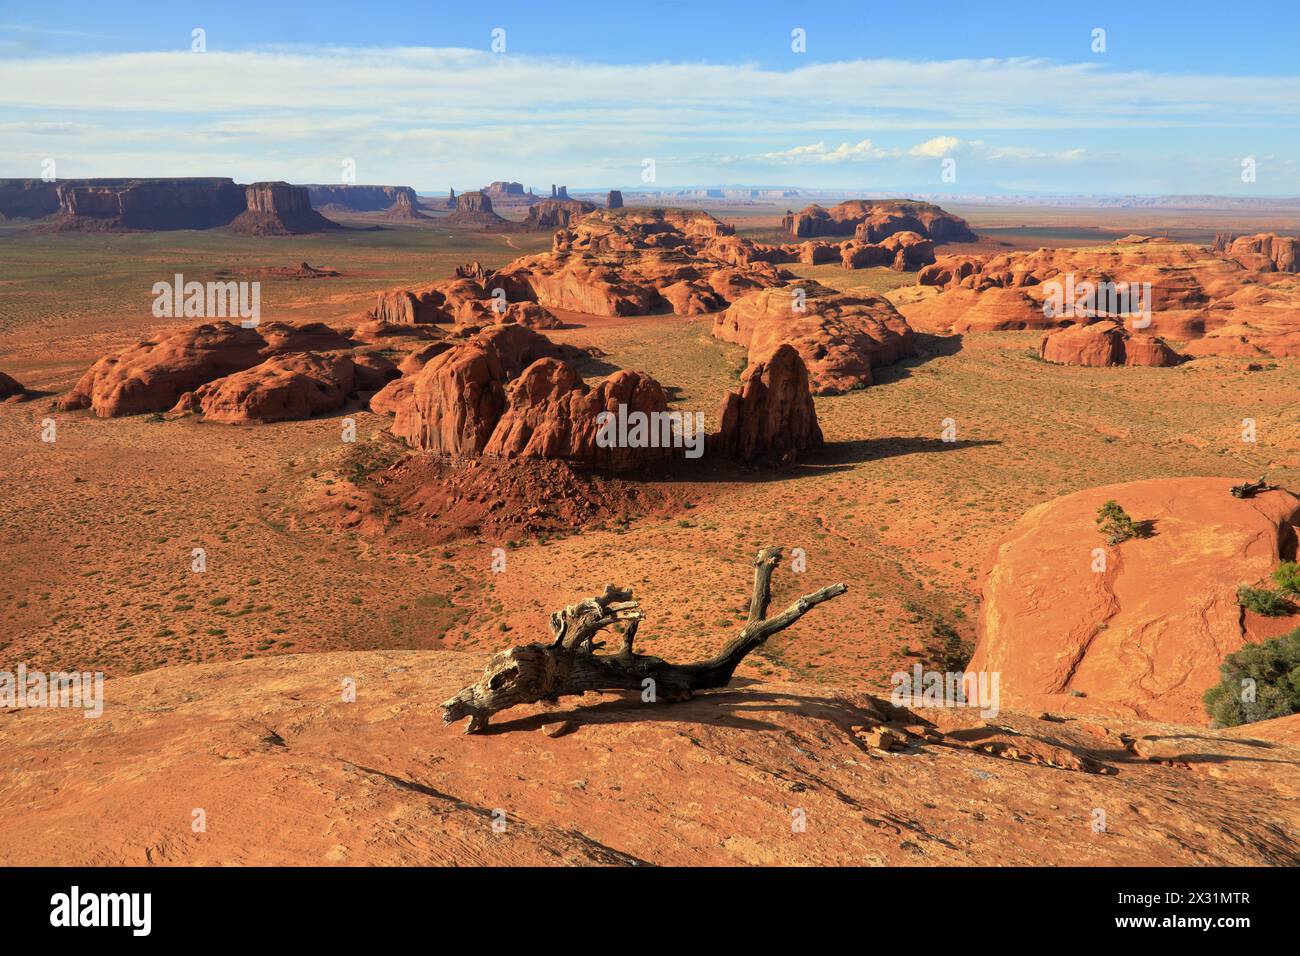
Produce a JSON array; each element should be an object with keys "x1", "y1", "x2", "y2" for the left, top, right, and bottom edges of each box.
[
  {"x1": 1038, "y1": 321, "x2": 1180, "y2": 367},
  {"x1": 53, "y1": 178, "x2": 247, "y2": 230},
  {"x1": 1218, "y1": 233, "x2": 1300, "y2": 273},
  {"x1": 483, "y1": 360, "x2": 672, "y2": 471},
  {"x1": 231, "y1": 182, "x2": 336, "y2": 235},
  {"x1": 606, "y1": 190, "x2": 624, "y2": 209},
  {"x1": 56, "y1": 321, "x2": 354, "y2": 417},
  {"x1": 0, "y1": 179, "x2": 61, "y2": 220},
  {"x1": 713, "y1": 281, "x2": 916, "y2": 394},
  {"x1": 784, "y1": 199, "x2": 976, "y2": 243},
  {"x1": 172, "y1": 352, "x2": 356, "y2": 422},
  {"x1": 387, "y1": 325, "x2": 569, "y2": 455},
  {"x1": 897, "y1": 287, "x2": 1050, "y2": 334},
  {"x1": 448, "y1": 191, "x2": 508, "y2": 228},
  {"x1": 305, "y1": 185, "x2": 422, "y2": 216},
  {"x1": 968, "y1": 478, "x2": 1300, "y2": 724},
  {"x1": 716, "y1": 345, "x2": 823, "y2": 464},
  {"x1": 524, "y1": 199, "x2": 596, "y2": 230}
]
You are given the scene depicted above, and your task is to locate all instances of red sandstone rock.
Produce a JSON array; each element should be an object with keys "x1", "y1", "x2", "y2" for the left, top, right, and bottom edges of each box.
[
  {"x1": 783, "y1": 199, "x2": 976, "y2": 243},
  {"x1": 524, "y1": 199, "x2": 596, "y2": 230},
  {"x1": 56, "y1": 321, "x2": 353, "y2": 417},
  {"x1": 388, "y1": 325, "x2": 568, "y2": 455},
  {"x1": 968, "y1": 478, "x2": 1300, "y2": 724},
  {"x1": 1217, "y1": 233, "x2": 1300, "y2": 273},
  {"x1": 713, "y1": 281, "x2": 916, "y2": 394},
  {"x1": 716, "y1": 345, "x2": 823, "y2": 464},
  {"x1": 172, "y1": 352, "x2": 356, "y2": 422},
  {"x1": 483, "y1": 360, "x2": 672, "y2": 471}
]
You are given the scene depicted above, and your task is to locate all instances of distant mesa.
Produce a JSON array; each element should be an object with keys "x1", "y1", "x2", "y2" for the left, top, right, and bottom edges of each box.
[
  {"x1": 782, "y1": 199, "x2": 978, "y2": 244},
  {"x1": 0, "y1": 177, "x2": 339, "y2": 234},
  {"x1": 305, "y1": 184, "x2": 427, "y2": 219}
]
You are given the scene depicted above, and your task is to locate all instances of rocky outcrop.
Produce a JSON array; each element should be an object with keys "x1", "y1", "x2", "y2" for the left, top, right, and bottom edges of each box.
[
  {"x1": 968, "y1": 478, "x2": 1300, "y2": 725},
  {"x1": 231, "y1": 182, "x2": 336, "y2": 235},
  {"x1": 1216, "y1": 233, "x2": 1300, "y2": 273},
  {"x1": 783, "y1": 199, "x2": 976, "y2": 243},
  {"x1": 448, "y1": 191, "x2": 508, "y2": 228},
  {"x1": 372, "y1": 274, "x2": 559, "y2": 329},
  {"x1": 483, "y1": 181, "x2": 527, "y2": 201},
  {"x1": 840, "y1": 231, "x2": 935, "y2": 271},
  {"x1": 54, "y1": 178, "x2": 247, "y2": 230},
  {"x1": 482, "y1": 360, "x2": 672, "y2": 470},
  {"x1": 716, "y1": 345, "x2": 823, "y2": 464},
  {"x1": 713, "y1": 281, "x2": 916, "y2": 394},
  {"x1": 897, "y1": 286, "x2": 1050, "y2": 334},
  {"x1": 0, "y1": 179, "x2": 61, "y2": 219},
  {"x1": 524, "y1": 199, "x2": 596, "y2": 230},
  {"x1": 172, "y1": 352, "x2": 356, "y2": 422},
  {"x1": 56, "y1": 321, "x2": 354, "y2": 417},
  {"x1": 388, "y1": 325, "x2": 570, "y2": 455},
  {"x1": 606, "y1": 190, "x2": 624, "y2": 209},
  {"x1": 1038, "y1": 321, "x2": 1181, "y2": 367}
]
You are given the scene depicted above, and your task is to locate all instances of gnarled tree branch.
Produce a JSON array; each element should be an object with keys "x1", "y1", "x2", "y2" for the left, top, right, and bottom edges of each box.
[{"x1": 441, "y1": 546, "x2": 847, "y2": 733}]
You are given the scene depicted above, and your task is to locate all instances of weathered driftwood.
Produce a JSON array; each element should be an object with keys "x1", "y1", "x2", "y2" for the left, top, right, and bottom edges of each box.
[
  {"x1": 1230, "y1": 476, "x2": 1272, "y2": 499},
  {"x1": 441, "y1": 546, "x2": 847, "y2": 732}
]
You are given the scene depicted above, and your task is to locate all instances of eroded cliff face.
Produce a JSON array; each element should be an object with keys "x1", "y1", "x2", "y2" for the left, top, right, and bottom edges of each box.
[
  {"x1": 305, "y1": 184, "x2": 421, "y2": 215},
  {"x1": 0, "y1": 179, "x2": 61, "y2": 219}
]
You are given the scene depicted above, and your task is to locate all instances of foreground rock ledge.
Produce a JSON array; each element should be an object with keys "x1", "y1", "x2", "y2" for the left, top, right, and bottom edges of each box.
[{"x1": 2, "y1": 649, "x2": 1297, "y2": 866}]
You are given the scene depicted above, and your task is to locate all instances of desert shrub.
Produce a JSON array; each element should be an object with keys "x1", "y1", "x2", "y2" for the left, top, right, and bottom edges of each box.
[
  {"x1": 1237, "y1": 585, "x2": 1293, "y2": 617},
  {"x1": 1203, "y1": 627, "x2": 1300, "y2": 726},
  {"x1": 1096, "y1": 500, "x2": 1139, "y2": 545},
  {"x1": 1272, "y1": 560, "x2": 1300, "y2": 596}
]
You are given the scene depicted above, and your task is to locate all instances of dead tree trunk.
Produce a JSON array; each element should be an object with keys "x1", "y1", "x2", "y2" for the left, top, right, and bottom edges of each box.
[{"x1": 441, "y1": 546, "x2": 847, "y2": 732}]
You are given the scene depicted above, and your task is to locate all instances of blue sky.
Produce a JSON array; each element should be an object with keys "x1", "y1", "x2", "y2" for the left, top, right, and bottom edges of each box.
[{"x1": 2, "y1": 0, "x2": 1298, "y2": 195}]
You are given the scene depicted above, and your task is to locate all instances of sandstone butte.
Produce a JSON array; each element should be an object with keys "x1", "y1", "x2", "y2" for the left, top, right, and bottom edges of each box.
[
  {"x1": 1038, "y1": 320, "x2": 1181, "y2": 368},
  {"x1": 782, "y1": 198, "x2": 978, "y2": 244},
  {"x1": 716, "y1": 344, "x2": 823, "y2": 464},
  {"x1": 899, "y1": 235, "x2": 1300, "y2": 358},
  {"x1": 969, "y1": 477, "x2": 1300, "y2": 725},
  {"x1": 712, "y1": 281, "x2": 916, "y2": 394},
  {"x1": 304, "y1": 184, "x2": 425, "y2": 219},
  {"x1": 2, "y1": 648, "x2": 1299, "y2": 865}
]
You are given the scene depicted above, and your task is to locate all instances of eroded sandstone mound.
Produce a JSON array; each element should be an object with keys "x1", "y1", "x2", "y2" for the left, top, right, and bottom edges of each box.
[
  {"x1": 717, "y1": 344, "x2": 823, "y2": 464},
  {"x1": 783, "y1": 199, "x2": 976, "y2": 243},
  {"x1": 969, "y1": 478, "x2": 1300, "y2": 724},
  {"x1": 56, "y1": 321, "x2": 354, "y2": 417},
  {"x1": 231, "y1": 182, "x2": 337, "y2": 235},
  {"x1": 447, "y1": 191, "x2": 508, "y2": 228},
  {"x1": 524, "y1": 199, "x2": 596, "y2": 230},
  {"x1": 172, "y1": 352, "x2": 357, "y2": 423},
  {"x1": 1038, "y1": 321, "x2": 1181, "y2": 367},
  {"x1": 713, "y1": 281, "x2": 917, "y2": 394}
]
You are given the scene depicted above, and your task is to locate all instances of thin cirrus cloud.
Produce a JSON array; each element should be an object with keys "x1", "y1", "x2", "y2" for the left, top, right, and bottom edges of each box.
[{"x1": 0, "y1": 46, "x2": 1295, "y2": 190}]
